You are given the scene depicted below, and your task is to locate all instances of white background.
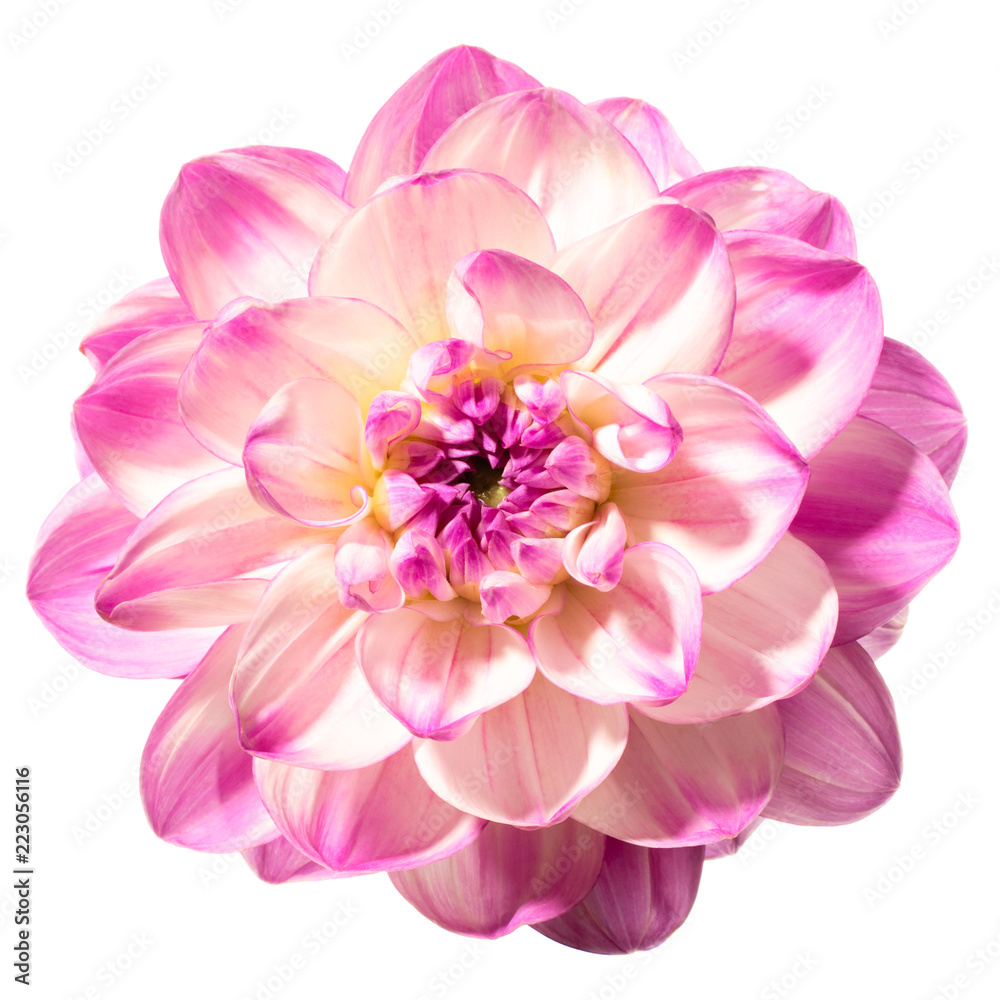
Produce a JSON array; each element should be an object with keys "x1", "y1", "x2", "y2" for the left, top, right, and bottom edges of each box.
[{"x1": 2, "y1": 0, "x2": 999, "y2": 997}]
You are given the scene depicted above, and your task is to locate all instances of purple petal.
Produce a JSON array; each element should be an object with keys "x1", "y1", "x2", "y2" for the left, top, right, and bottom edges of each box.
[
  {"x1": 763, "y1": 643, "x2": 901, "y2": 825},
  {"x1": 533, "y1": 838, "x2": 704, "y2": 954},
  {"x1": 858, "y1": 337, "x2": 967, "y2": 487}
]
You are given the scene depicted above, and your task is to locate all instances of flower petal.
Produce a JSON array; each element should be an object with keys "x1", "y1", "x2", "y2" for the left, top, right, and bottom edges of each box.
[
  {"x1": 345, "y1": 45, "x2": 541, "y2": 205},
  {"x1": 160, "y1": 146, "x2": 350, "y2": 319},
  {"x1": 357, "y1": 609, "x2": 536, "y2": 739},
  {"x1": 529, "y1": 543, "x2": 701, "y2": 705},
  {"x1": 74, "y1": 322, "x2": 226, "y2": 516},
  {"x1": 561, "y1": 502, "x2": 628, "y2": 592},
  {"x1": 254, "y1": 749, "x2": 484, "y2": 874},
  {"x1": 617, "y1": 374, "x2": 808, "y2": 593},
  {"x1": 636, "y1": 534, "x2": 837, "y2": 724},
  {"x1": 27, "y1": 476, "x2": 220, "y2": 678},
  {"x1": 666, "y1": 167, "x2": 856, "y2": 256},
  {"x1": 571, "y1": 706, "x2": 783, "y2": 847},
  {"x1": 95, "y1": 468, "x2": 334, "y2": 630},
  {"x1": 414, "y1": 673, "x2": 628, "y2": 827},
  {"x1": 446, "y1": 250, "x2": 593, "y2": 368},
  {"x1": 589, "y1": 97, "x2": 702, "y2": 190},
  {"x1": 791, "y1": 416, "x2": 959, "y2": 644},
  {"x1": 242, "y1": 836, "x2": 341, "y2": 884},
  {"x1": 180, "y1": 296, "x2": 418, "y2": 464},
  {"x1": 232, "y1": 545, "x2": 410, "y2": 770},
  {"x1": 140, "y1": 625, "x2": 278, "y2": 851},
  {"x1": 550, "y1": 200, "x2": 734, "y2": 381},
  {"x1": 391, "y1": 820, "x2": 604, "y2": 939},
  {"x1": 858, "y1": 337, "x2": 967, "y2": 487},
  {"x1": 310, "y1": 171, "x2": 555, "y2": 342},
  {"x1": 421, "y1": 89, "x2": 659, "y2": 247},
  {"x1": 79, "y1": 276, "x2": 194, "y2": 371},
  {"x1": 533, "y1": 839, "x2": 704, "y2": 954},
  {"x1": 857, "y1": 607, "x2": 908, "y2": 660},
  {"x1": 716, "y1": 231, "x2": 883, "y2": 458},
  {"x1": 763, "y1": 643, "x2": 901, "y2": 824},
  {"x1": 243, "y1": 377, "x2": 368, "y2": 527},
  {"x1": 561, "y1": 371, "x2": 682, "y2": 473}
]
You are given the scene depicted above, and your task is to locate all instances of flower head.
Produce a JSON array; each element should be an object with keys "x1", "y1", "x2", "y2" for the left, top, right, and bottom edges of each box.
[{"x1": 28, "y1": 46, "x2": 964, "y2": 953}]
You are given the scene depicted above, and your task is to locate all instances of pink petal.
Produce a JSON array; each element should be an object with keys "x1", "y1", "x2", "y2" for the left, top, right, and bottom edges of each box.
[
  {"x1": 666, "y1": 167, "x2": 856, "y2": 256},
  {"x1": 616, "y1": 373, "x2": 808, "y2": 593},
  {"x1": 345, "y1": 45, "x2": 541, "y2": 205},
  {"x1": 244, "y1": 377, "x2": 368, "y2": 527},
  {"x1": 389, "y1": 528, "x2": 456, "y2": 601},
  {"x1": 511, "y1": 537, "x2": 567, "y2": 586},
  {"x1": 763, "y1": 643, "x2": 901, "y2": 824},
  {"x1": 79, "y1": 276, "x2": 194, "y2": 370},
  {"x1": 571, "y1": 706, "x2": 784, "y2": 847},
  {"x1": 310, "y1": 171, "x2": 555, "y2": 341},
  {"x1": 533, "y1": 839, "x2": 704, "y2": 954},
  {"x1": 703, "y1": 817, "x2": 764, "y2": 859},
  {"x1": 357, "y1": 609, "x2": 535, "y2": 739},
  {"x1": 716, "y1": 231, "x2": 883, "y2": 458},
  {"x1": 242, "y1": 836, "x2": 340, "y2": 884},
  {"x1": 254, "y1": 748, "x2": 485, "y2": 873},
  {"x1": 160, "y1": 146, "x2": 350, "y2": 319},
  {"x1": 414, "y1": 673, "x2": 628, "y2": 827},
  {"x1": 95, "y1": 468, "x2": 335, "y2": 631},
  {"x1": 180, "y1": 296, "x2": 418, "y2": 464},
  {"x1": 364, "y1": 391, "x2": 422, "y2": 468},
  {"x1": 561, "y1": 502, "x2": 628, "y2": 591},
  {"x1": 550, "y1": 200, "x2": 734, "y2": 381},
  {"x1": 791, "y1": 416, "x2": 959, "y2": 644},
  {"x1": 636, "y1": 534, "x2": 837, "y2": 724},
  {"x1": 561, "y1": 371, "x2": 681, "y2": 473},
  {"x1": 27, "y1": 476, "x2": 220, "y2": 678},
  {"x1": 406, "y1": 339, "x2": 477, "y2": 402},
  {"x1": 421, "y1": 89, "x2": 658, "y2": 247},
  {"x1": 478, "y1": 571, "x2": 553, "y2": 624},
  {"x1": 544, "y1": 436, "x2": 611, "y2": 502},
  {"x1": 858, "y1": 337, "x2": 967, "y2": 487},
  {"x1": 858, "y1": 607, "x2": 908, "y2": 660},
  {"x1": 232, "y1": 545, "x2": 410, "y2": 769},
  {"x1": 589, "y1": 97, "x2": 702, "y2": 190},
  {"x1": 529, "y1": 543, "x2": 701, "y2": 705},
  {"x1": 390, "y1": 820, "x2": 604, "y2": 939},
  {"x1": 446, "y1": 250, "x2": 594, "y2": 367},
  {"x1": 74, "y1": 322, "x2": 226, "y2": 516},
  {"x1": 141, "y1": 625, "x2": 278, "y2": 851},
  {"x1": 333, "y1": 516, "x2": 405, "y2": 613}
]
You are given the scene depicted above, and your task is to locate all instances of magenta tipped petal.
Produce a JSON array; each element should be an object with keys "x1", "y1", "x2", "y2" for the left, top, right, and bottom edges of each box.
[{"x1": 141, "y1": 626, "x2": 278, "y2": 851}]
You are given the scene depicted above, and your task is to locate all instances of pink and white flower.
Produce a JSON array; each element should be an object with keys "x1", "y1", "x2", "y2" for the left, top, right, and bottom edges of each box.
[{"x1": 28, "y1": 46, "x2": 965, "y2": 954}]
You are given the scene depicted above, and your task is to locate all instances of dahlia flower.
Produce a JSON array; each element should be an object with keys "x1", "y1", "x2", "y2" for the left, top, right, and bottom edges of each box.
[{"x1": 28, "y1": 45, "x2": 965, "y2": 953}]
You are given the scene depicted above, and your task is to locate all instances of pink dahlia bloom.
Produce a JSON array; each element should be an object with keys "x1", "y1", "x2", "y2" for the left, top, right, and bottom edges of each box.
[{"x1": 28, "y1": 46, "x2": 965, "y2": 953}]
